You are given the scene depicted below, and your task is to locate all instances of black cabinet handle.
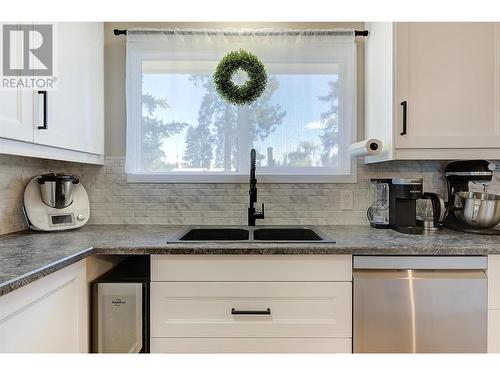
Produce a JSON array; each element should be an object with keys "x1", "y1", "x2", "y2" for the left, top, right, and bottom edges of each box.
[
  {"x1": 37, "y1": 91, "x2": 47, "y2": 129},
  {"x1": 400, "y1": 100, "x2": 407, "y2": 136},
  {"x1": 231, "y1": 308, "x2": 271, "y2": 315}
]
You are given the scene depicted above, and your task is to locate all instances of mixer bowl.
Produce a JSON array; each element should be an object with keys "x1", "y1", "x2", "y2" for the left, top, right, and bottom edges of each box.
[
  {"x1": 37, "y1": 174, "x2": 79, "y2": 209},
  {"x1": 453, "y1": 192, "x2": 500, "y2": 228}
]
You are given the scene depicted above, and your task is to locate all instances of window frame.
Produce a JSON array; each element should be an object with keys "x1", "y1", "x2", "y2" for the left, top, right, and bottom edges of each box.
[{"x1": 125, "y1": 36, "x2": 358, "y2": 184}]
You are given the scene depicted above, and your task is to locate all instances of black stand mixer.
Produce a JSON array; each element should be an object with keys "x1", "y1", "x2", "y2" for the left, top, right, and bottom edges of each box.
[{"x1": 444, "y1": 160, "x2": 500, "y2": 235}]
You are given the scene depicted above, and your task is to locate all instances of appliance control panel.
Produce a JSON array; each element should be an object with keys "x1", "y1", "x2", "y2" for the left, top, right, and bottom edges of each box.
[{"x1": 49, "y1": 213, "x2": 75, "y2": 227}]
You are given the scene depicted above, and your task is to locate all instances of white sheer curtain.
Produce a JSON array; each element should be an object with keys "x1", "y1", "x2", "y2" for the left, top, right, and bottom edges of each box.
[{"x1": 126, "y1": 29, "x2": 356, "y2": 182}]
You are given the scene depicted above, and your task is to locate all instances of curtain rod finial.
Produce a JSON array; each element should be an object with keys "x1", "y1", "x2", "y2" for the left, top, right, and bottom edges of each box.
[
  {"x1": 354, "y1": 30, "x2": 369, "y2": 37},
  {"x1": 114, "y1": 29, "x2": 127, "y2": 36}
]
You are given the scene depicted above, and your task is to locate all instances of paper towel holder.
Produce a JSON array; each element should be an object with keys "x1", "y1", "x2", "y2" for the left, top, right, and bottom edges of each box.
[{"x1": 348, "y1": 138, "x2": 383, "y2": 157}]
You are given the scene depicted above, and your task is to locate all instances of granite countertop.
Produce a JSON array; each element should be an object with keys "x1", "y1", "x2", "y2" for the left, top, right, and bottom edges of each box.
[{"x1": 1, "y1": 224, "x2": 500, "y2": 296}]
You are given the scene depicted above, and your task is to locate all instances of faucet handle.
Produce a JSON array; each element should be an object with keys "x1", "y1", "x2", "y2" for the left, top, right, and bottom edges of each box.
[{"x1": 257, "y1": 203, "x2": 265, "y2": 219}]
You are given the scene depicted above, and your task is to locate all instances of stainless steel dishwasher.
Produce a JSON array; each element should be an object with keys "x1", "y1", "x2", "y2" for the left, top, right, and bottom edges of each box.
[{"x1": 353, "y1": 256, "x2": 487, "y2": 353}]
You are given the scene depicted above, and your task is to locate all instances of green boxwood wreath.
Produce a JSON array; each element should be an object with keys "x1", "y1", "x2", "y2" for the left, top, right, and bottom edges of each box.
[{"x1": 213, "y1": 49, "x2": 267, "y2": 105}]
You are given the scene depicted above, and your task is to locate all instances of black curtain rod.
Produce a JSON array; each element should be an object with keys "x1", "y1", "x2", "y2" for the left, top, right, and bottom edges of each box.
[{"x1": 113, "y1": 29, "x2": 369, "y2": 37}]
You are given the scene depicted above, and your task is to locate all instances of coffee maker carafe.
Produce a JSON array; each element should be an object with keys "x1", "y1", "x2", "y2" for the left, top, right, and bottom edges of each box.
[
  {"x1": 416, "y1": 192, "x2": 446, "y2": 230},
  {"x1": 389, "y1": 178, "x2": 424, "y2": 234},
  {"x1": 367, "y1": 178, "x2": 390, "y2": 228}
]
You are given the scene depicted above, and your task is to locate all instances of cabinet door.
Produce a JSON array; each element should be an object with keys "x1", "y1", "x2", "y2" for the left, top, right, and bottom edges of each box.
[
  {"x1": 395, "y1": 22, "x2": 500, "y2": 149},
  {"x1": 33, "y1": 23, "x2": 104, "y2": 155},
  {"x1": 488, "y1": 255, "x2": 500, "y2": 353},
  {"x1": 0, "y1": 90, "x2": 33, "y2": 142},
  {"x1": 488, "y1": 255, "x2": 500, "y2": 310},
  {"x1": 0, "y1": 24, "x2": 34, "y2": 142},
  {"x1": 488, "y1": 310, "x2": 500, "y2": 353},
  {"x1": 0, "y1": 261, "x2": 87, "y2": 353}
]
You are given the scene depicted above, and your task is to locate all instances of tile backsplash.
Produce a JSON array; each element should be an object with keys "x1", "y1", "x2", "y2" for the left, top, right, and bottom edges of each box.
[{"x1": 2, "y1": 154, "x2": 469, "y2": 235}]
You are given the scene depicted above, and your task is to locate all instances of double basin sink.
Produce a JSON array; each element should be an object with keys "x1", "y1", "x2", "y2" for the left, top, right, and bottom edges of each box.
[{"x1": 167, "y1": 226, "x2": 335, "y2": 243}]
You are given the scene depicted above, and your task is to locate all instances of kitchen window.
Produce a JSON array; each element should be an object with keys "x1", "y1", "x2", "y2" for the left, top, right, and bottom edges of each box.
[{"x1": 125, "y1": 29, "x2": 357, "y2": 183}]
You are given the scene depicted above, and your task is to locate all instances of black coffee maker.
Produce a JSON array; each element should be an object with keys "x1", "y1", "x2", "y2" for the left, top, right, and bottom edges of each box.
[{"x1": 389, "y1": 178, "x2": 424, "y2": 234}]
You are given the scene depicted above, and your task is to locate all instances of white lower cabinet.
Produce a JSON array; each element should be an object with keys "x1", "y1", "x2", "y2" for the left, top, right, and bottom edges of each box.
[
  {"x1": 151, "y1": 338, "x2": 352, "y2": 354},
  {"x1": 151, "y1": 254, "x2": 352, "y2": 282},
  {"x1": 150, "y1": 255, "x2": 353, "y2": 353},
  {"x1": 151, "y1": 281, "x2": 351, "y2": 338},
  {"x1": 0, "y1": 261, "x2": 88, "y2": 353},
  {"x1": 0, "y1": 256, "x2": 120, "y2": 353},
  {"x1": 488, "y1": 310, "x2": 500, "y2": 353},
  {"x1": 488, "y1": 255, "x2": 500, "y2": 353}
]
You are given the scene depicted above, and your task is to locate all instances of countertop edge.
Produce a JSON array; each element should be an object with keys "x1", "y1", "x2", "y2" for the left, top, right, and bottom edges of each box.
[
  {"x1": 0, "y1": 243, "x2": 493, "y2": 297},
  {"x1": 0, "y1": 247, "x2": 94, "y2": 297}
]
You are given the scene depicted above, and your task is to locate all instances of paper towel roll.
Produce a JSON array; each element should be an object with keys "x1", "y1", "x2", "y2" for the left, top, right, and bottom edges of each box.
[{"x1": 348, "y1": 138, "x2": 382, "y2": 157}]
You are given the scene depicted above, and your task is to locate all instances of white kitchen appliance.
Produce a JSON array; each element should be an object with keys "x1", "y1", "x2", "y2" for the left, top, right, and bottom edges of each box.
[{"x1": 23, "y1": 174, "x2": 90, "y2": 231}]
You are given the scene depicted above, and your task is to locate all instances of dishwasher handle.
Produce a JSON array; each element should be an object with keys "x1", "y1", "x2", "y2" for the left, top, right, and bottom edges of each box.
[{"x1": 353, "y1": 256, "x2": 487, "y2": 270}]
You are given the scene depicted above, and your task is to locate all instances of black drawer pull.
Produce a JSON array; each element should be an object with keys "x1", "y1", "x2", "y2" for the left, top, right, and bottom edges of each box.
[
  {"x1": 400, "y1": 100, "x2": 407, "y2": 136},
  {"x1": 231, "y1": 308, "x2": 271, "y2": 315},
  {"x1": 38, "y1": 91, "x2": 48, "y2": 130}
]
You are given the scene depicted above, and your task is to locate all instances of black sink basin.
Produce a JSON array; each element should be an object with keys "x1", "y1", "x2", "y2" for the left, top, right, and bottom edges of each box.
[
  {"x1": 179, "y1": 228, "x2": 249, "y2": 241},
  {"x1": 253, "y1": 228, "x2": 323, "y2": 241},
  {"x1": 169, "y1": 226, "x2": 334, "y2": 243}
]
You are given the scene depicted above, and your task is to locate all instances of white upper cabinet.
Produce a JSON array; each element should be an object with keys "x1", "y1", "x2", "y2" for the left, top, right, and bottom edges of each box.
[
  {"x1": 0, "y1": 22, "x2": 104, "y2": 164},
  {"x1": 365, "y1": 22, "x2": 500, "y2": 162},
  {"x1": 0, "y1": 89, "x2": 33, "y2": 142},
  {"x1": 396, "y1": 23, "x2": 500, "y2": 149},
  {"x1": 0, "y1": 25, "x2": 34, "y2": 142},
  {"x1": 34, "y1": 23, "x2": 104, "y2": 155}
]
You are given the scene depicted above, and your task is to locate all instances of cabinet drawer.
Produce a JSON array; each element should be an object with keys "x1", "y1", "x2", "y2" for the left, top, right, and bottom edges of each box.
[
  {"x1": 151, "y1": 281, "x2": 352, "y2": 338},
  {"x1": 488, "y1": 255, "x2": 500, "y2": 309},
  {"x1": 151, "y1": 255, "x2": 352, "y2": 282},
  {"x1": 151, "y1": 337, "x2": 352, "y2": 353}
]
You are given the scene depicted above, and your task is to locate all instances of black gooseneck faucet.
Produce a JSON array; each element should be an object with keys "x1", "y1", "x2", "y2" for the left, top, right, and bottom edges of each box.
[{"x1": 248, "y1": 149, "x2": 265, "y2": 226}]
